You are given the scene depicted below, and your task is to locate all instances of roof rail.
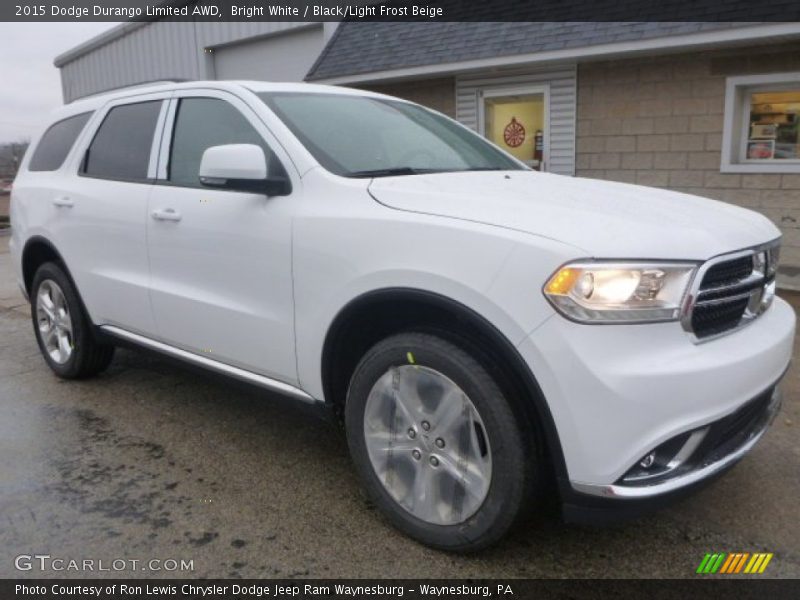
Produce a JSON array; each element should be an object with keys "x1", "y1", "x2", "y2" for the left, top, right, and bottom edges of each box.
[{"x1": 73, "y1": 78, "x2": 193, "y2": 102}]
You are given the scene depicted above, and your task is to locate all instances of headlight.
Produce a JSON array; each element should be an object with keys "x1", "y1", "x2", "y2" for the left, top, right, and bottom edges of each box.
[{"x1": 543, "y1": 261, "x2": 697, "y2": 323}]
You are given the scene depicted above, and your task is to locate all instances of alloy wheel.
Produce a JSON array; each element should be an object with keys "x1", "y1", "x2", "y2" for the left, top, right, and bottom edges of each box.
[
  {"x1": 363, "y1": 365, "x2": 492, "y2": 525},
  {"x1": 36, "y1": 280, "x2": 74, "y2": 364}
]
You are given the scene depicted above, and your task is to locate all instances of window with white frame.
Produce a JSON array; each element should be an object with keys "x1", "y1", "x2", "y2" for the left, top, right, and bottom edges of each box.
[{"x1": 721, "y1": 72, "x2": 800, "y2": 173}]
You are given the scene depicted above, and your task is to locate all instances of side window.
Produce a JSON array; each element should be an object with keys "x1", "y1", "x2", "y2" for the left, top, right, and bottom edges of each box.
[
  {"x1": 168, "y1": 97, "x2": 277, "y2": 188},
  {"x1": 28, "y1": 112, "x2": 93, "y2": 172},
  {"x1": 83, "y1": 101, "x2": 162, "y2": 182}
]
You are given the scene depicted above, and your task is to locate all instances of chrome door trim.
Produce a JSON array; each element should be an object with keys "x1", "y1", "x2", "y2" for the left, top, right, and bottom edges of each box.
[{"x1": 100, "y1": 325, "x2": 318, "y2": 404}]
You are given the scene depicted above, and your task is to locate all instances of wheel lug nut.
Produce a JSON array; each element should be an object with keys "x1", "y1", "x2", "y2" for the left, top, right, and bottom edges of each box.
[
  {"x1": 412, "y1": 449, "x2": 421, "y2": 460},
  {"x1": 408, "y1": 428, "x2": 416, "y2": 439},
  {"x1": 429, "y1": 456, "x2": 439, "y2": 467},
  {"x1": 421, "y1": 421, "x2": 430, "y2": 431},
  {"x1": 435, "y1": 438, "x2": 445, "y2": 448}
]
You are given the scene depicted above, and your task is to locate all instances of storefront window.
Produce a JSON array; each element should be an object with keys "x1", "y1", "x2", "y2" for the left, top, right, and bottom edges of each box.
[
  {"x1": 721, "y1": 73, "x2": 800, "y2": 173},
  {"x1": 483, "y1": 91, "x2": 546, "y2": 170},
  {"x1": 745, "y1": 90, "x2": 800, "y2": 161}
]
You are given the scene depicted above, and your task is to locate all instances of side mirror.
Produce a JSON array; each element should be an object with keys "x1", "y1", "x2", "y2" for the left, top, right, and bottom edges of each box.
[{"x1": 198, "y1": 144, "x2": 291, "y2": 196}]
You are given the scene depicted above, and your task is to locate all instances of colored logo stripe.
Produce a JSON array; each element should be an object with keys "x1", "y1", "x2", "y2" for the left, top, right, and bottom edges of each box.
[
  {"x1": 697, "y1": 552, "x2": 773, "y2": 574},
  {"x1": 719, "y1": 553, "x2": 736, "y2": 573},
  {"x1": 745, "y1": 553, "x2": 773, "y2": 574},
  {"x1": 721, "y1": 553, "x2": 749, "y2": 573},
  {"x1": 697, "y1": 553, "x2": 726, "y2": 573}
]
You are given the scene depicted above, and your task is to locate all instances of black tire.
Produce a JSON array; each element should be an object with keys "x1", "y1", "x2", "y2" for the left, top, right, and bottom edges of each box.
[
  {"x1": 31, "y1": 262, "x2": 114, "y2": 379},
  {"x1": 345, "y1": 331, "x2": 536, "y2": 552}
]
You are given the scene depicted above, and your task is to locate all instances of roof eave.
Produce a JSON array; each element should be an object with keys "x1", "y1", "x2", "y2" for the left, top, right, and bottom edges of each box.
[{"x1": 307, "y1": 22, "x2": 800, "y2": 85}]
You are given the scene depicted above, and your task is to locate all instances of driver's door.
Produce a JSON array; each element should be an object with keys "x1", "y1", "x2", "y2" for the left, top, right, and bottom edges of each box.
[{"x1": 146, "y1": 90, "x2": 299, "y2": 383}]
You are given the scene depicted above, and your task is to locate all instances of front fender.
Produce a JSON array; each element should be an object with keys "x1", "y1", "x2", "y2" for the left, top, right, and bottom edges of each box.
[{"x1": 292, "y1": 208, "x2": 575, "y2": 398}]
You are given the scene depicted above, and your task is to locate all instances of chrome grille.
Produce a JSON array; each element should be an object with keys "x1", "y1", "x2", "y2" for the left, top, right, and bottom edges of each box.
[
  {"x1": 691, "y1": 296, "x2": 751, "y2": 338},
  {"x1": 683, "y1": 241, "x2": 780, "y2": 341},
  {"x1": 701, "y1": 256, "x2": 753, "y2": 289}
]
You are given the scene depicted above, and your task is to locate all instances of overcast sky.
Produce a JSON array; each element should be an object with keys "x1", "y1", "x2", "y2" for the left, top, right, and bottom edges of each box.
[{"x1": 0, "y1": 23, "x2": 119, "y2": 144}]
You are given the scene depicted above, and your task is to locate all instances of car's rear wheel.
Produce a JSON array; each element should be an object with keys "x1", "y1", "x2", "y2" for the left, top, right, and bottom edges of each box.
[
  {"x1": 345, "y1": 332, "x2": 535, "y2": 551},
  {"x1": 31, "y1": 262, "x2": 114, "y2": 379}
]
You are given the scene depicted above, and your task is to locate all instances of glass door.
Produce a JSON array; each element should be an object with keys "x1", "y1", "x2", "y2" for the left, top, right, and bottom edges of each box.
[{"x1": 481, "y1": 86, "x2": 548, "y2": 170}]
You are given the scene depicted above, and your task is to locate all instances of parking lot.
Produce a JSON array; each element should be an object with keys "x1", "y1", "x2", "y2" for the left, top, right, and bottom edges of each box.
[{"x1": 0, "y1": 234, "x2": 798, "y2": 579}]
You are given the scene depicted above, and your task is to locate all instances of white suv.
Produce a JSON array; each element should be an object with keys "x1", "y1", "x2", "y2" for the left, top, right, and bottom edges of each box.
[{"x1": 10, "y1": 81, "x2": 794, "y2": 551}]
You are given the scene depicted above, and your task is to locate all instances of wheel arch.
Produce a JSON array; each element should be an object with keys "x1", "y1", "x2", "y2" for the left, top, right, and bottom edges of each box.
[
  {"x1": 21, "y1": 236, "x2": 98, "y2": 330},
  {"x1": 21, "y1": 235, "x2": 72, "y2": 296},
  {"x1": 320, "y1": 287, "x2": 569, "y2": 486}
]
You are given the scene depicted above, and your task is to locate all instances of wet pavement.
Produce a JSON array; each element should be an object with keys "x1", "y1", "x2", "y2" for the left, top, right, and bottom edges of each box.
[{"x1": 1, "y1": 235, "x2": 798, "y2": 579}]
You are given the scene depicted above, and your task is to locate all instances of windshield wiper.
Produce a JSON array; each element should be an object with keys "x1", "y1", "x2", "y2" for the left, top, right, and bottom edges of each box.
[
  {"x1": 348, "y1": 166, "x2": 512, "y2": 178},
  {"x1": 348, "y1": 167, "x2": 439, "y2": 178}
]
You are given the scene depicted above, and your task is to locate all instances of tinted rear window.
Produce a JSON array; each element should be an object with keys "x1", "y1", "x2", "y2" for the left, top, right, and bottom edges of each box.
[
  {"x1": 28, "y1": 112, "x2": 92, "y2": 172},
  {"x1": 83, "y1": 101, "x2": 162, "y2": 182}
]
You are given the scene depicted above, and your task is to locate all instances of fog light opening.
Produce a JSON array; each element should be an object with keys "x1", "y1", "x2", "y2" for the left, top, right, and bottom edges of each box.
[{"x1": 639, "y1": 452, "x2": 656, "y2": 469}]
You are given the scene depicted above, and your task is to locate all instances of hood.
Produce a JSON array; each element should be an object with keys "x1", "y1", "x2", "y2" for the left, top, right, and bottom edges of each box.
[{"x1": 368, "y1": 171, "x2": 779, "y2": 260}]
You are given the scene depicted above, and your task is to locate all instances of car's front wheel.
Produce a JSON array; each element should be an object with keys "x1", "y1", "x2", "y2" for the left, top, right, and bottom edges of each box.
[
  {"x1": 345, "y1": 332, "x2": 535, "y2": 551},
  {"x1": 31, "y1": 262, "x2": 114, "y2": 379}
]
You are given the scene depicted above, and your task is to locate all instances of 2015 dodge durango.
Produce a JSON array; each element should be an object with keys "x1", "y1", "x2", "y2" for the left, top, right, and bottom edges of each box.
[{"x1": 10, "y1": 81, "x2": 795, "y2": 551}]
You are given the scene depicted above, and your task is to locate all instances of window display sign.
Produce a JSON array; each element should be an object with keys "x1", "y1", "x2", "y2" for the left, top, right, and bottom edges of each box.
[
  {"x1": 747, "y1": 90, "x2": 799, "y2": 161},
  {"x1": 503, "y1": 117, "x2": 526, "y2": 148},
  {"x1": 747, "y1": 140, "x2": 775, "y2": 159}
]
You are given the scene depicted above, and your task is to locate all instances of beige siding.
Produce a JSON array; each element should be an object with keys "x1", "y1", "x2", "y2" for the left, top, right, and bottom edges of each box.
[{"x1": 576, "y1": 43, "x2": 800, "y2": 286}]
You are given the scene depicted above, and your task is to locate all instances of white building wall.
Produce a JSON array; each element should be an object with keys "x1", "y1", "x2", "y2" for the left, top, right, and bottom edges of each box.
[
  {"x1": 211, "y1": 25, "x2": 325, "y2": 82},
  {"x1": 57, "y1": 21, "x2": 328, "y2": 103}
]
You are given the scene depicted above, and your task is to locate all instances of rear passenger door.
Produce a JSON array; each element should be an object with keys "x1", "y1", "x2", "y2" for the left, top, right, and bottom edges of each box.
[
  {"x1": 146, "y1": 90, "x2": 298, "y2": 383},
  {"x1": 55, "y1": 93, "x2": 169, "y2": 336}
]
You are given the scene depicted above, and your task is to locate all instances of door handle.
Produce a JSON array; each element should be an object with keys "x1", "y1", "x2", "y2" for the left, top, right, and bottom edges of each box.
[
  {"x1": 151, "y1": 208, "x2": 182, "y2": 222},
  {"x1": 52, "y1": 196, "x2": 74, "y2": 208}
]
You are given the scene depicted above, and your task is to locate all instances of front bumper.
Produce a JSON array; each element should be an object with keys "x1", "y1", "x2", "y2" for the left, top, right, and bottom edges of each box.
[
  {"x1": 571, "y1": 383, "x2": 782, "y2": 499},
  {"x1": 518, "y1": 295, "x2": 794, "y2": 502}
]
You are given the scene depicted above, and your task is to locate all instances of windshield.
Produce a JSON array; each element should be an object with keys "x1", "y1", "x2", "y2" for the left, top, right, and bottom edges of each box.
[{"x1": 258, "y1": 92, "x2": 526, "y2": 177}]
